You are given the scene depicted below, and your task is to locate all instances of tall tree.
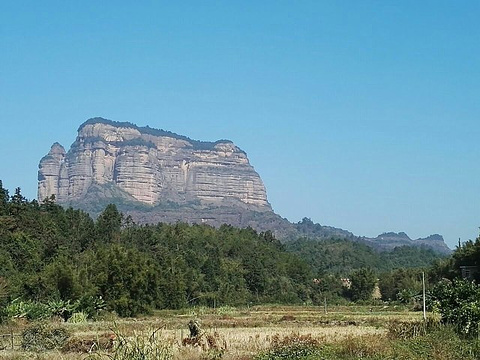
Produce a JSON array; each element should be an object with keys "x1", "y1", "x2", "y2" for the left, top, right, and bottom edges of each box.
[
  {"x1": 0, "y1": 180, "x2": 8, "y2": 215},
  {"x1": 95, "y1": 204, "x2": 123, "y2": 243},
  {"x1": 349, "y1": 267, "x2": 376, "y2": 301}
]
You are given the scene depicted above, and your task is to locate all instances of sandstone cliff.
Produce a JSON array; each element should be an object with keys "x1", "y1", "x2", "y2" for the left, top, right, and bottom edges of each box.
[{"x1": 38, "y1": 118, "x2": 270, "y2": 210}]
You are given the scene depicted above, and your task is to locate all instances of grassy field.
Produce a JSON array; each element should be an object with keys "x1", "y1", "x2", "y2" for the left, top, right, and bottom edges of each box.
[{"x1": 0, "y1": 304, "x2": 473, "y2": 360}]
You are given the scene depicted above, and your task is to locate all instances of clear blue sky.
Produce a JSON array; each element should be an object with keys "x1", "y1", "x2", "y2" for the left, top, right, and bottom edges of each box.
[{"x1": 1, "y1": 1, "x2": 479, "y2": 248}]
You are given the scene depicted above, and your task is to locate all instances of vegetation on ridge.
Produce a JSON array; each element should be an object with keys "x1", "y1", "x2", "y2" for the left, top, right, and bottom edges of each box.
[{"x1": 78, "y1": 117, "x2": 236, "y2": 151}]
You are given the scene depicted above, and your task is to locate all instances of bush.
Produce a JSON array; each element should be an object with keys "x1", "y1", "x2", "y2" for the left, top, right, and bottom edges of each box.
[
  {"x1": 430, "y1": 279, "x2": 480, "y2": 338},
  {"x1": 67, "y1": 312, "x2": 88, "y2": 323},
  {"x1": 47, "y1": 299, "x2": 76, "y2": 320},
  {"x1": 391, "y1": 326, "x2": 480, "y2": 360},
  {"x1": 216, "y1": 305, "x2": 237, "y2": 316},
  {"x1": 5, "y1": 297, "x2": 105, "y2": 322},
  {"x1": 6, "y1": 299, "x2": 52, "y2": 320},
  {"x1": 76, "y1": 295, "x2": 107, "y2": 319}
]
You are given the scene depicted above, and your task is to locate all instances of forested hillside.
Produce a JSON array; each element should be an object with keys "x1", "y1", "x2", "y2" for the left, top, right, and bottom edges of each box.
[
  {"x1": 286, "y1": 238, "x2": 445, "y2": 274},
  {"x1": 0, "y1": 182, "x2": 448, "y2": 318},
  {"x1": 0, "y1": 182, "x2": 315, "y2": 317}
]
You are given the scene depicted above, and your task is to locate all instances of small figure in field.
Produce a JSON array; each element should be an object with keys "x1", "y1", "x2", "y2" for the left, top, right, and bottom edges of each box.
[
  {"x1": 188, "y1": 319, "x2": 201, "y2": 338},
  {"x1": 182, "y1": 319, "x2": 203, "y2": 346}
]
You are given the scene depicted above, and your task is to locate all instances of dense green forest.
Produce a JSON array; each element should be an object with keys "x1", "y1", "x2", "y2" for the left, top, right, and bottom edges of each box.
[
  {"x1": 286, "y1": 238, "x2": 445, "y2": 274},
  {"x1": 0, "y1": 182, "x2": 319, "y2": 317},
  {"x1": 0, "y1": 181, "x2": 467, "y2": 320}
]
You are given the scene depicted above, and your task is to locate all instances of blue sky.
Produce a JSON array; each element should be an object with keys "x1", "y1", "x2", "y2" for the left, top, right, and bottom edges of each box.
[{"x1": 1, "y1": 1, "x2": 479, "y2": 247}]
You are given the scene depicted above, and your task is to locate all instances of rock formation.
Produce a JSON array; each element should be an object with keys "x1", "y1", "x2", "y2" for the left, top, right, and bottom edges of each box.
[
  {"x1": 360, "y1": 232, "x2": 451, "y2": 255},
  {"x1": 38, "y1": 118, "x2": 270, "y2": 210},
  {"x1": 37, "y1": 117, "x2": 451, "y2": 255}
]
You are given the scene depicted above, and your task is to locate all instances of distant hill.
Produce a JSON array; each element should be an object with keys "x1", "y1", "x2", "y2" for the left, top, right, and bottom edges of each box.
[
  {"x1": 359, "y1": 232, "x2": 452, "y2": 255},
  {"x1": 286, "y1": 237, "x2": 447, "y2": 275},
  {"x1": 290, "y1": 218, "x2": 451, "y2": 255}
]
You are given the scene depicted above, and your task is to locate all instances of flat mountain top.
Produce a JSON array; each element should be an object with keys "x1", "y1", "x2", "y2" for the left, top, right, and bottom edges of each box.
[
  {"x1": 39, "y1": 117, "x2": 269, "y2": 208},
  {"x1": 78, "y1": 117, "x2": 236, "y2": 151}
]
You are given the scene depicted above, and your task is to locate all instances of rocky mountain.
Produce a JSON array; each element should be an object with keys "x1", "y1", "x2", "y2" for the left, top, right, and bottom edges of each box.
[
  {"x1": 359, "y1": 232, "x2": 451, "y2": 255},
  {"x1": 38, "y1": 118, "x2": 270, "y2": 210},
  {"x1": 290, "y1": 220, "x2": 451, "y2": 255},
  {"x1": 38, "y1": 117, "x2": 451, "y2": 254}
]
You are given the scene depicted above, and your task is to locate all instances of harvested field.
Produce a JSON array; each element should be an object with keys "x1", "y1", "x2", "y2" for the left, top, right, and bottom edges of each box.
[{"x1": 0, "y1": 305, "x2": 430, "y2": 359}]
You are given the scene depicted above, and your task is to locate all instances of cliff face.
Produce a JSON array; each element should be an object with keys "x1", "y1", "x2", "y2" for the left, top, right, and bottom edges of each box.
[{"x1": 38, "y1": 118, "x2": 270, "y2": 210}]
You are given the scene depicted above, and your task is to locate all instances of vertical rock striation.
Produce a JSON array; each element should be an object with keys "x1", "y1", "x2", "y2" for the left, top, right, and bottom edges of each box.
[{"x1": 38, "y1": 118, "x2": 271, "y2": 210}]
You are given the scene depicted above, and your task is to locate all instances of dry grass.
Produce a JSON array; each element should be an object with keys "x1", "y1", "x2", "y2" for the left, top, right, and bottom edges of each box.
[
  {"x1": 181, "y1": 325, "x2": 384, "y2": 359},
  {"x1": 0, "y1": 305, "x2": 422, "y2": 360}
]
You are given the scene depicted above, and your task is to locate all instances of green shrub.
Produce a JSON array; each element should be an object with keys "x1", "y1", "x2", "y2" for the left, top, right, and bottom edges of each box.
[
  {"x1": 430, "y1": 279, "x2": 480, "y2": 338},
  {"x1": 76, "y1": 295, "x2": 106, "y2": 319},
  {"x1": 216, "y1": 305, "x2": 237, "y2": 316},
  {"x1": 391, "y1": 326, "x2": 480, "y2": 360},
  {"x1": 5, "y1": 296, "x2": 106, "y2": 322},
  {"x1": 47, "y1": 299, "x2": 76, "y2": 320},
  {"x1": 67, "y1": 312, "x2": 88, "y2": 323},
  {"x1": 6, "y1": 299, "x2": 52, "y2": 320}
]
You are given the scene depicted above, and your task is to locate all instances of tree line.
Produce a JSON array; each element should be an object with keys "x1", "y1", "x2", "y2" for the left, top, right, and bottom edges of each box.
[
  {"x1": 0, "y1": 180, "x2": 474, "y2": 322},
  {"x1": 0, "y1": 183, "x2": 316, "y2": 317}
]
